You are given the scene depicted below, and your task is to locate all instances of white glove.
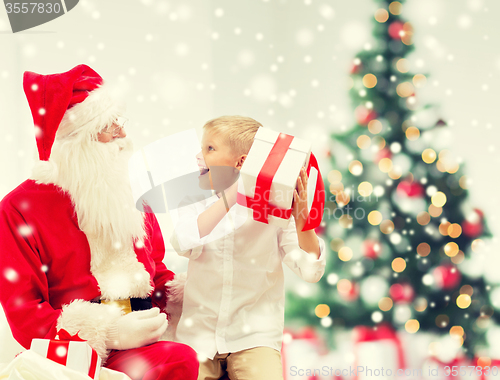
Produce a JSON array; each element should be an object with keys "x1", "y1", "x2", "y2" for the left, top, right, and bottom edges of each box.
[{"x1": 105, "y1": 308, "x2": 168, "y2": 350}]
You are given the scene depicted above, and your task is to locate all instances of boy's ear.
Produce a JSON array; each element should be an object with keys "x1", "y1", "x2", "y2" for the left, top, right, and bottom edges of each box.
[{"x1": 236, "y1": 154, "x2": 247, "y2": 169}]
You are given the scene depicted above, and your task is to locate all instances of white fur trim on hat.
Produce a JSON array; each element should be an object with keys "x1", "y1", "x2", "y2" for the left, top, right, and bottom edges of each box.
[{"x1": 56, "y1": 83, "x2": 126, "y2": 140}]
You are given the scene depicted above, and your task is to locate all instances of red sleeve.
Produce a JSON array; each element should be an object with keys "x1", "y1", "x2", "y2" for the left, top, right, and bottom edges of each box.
[
  {"x1": 0, "y1": 202, "x2": 61, "y2": 349},
  {"x1": 144, "y1": 210, "x2": 174, "y2": 312}
]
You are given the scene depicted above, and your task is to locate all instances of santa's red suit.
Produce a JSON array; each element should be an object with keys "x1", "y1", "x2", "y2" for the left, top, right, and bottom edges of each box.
[{"x1": 0, "y1": 65, "x2": 198, "y2": 380}]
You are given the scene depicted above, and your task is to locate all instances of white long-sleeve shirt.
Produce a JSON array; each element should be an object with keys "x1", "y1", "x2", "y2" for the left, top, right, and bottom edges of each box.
[{"x1": 170, "y1": 194, "x2": 326, "y2": 360}]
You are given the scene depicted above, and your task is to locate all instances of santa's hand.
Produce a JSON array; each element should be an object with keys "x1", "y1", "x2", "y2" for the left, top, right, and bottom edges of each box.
[{"x1": 105, "y1": 308, "x2": 168, "y2": 350}]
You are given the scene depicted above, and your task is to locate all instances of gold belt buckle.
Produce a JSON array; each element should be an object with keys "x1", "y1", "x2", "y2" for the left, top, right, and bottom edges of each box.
[{"x1": 101, "y1": 299, "x2": 132, "y2": 314}]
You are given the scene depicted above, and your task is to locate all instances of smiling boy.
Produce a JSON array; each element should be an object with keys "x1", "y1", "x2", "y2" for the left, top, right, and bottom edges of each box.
[{"x1": 171, "y1": 115, "x2": 326, "y2": 380}]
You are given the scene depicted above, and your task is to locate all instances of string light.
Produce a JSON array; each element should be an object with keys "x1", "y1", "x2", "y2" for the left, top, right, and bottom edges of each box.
[
  {"x1": 422, "y1": 148, "x2": 436, "y2": 164},
  {"x1": 428, "y1": 205, "x2": 442, "y2": 217},
  {"x1": 368, "y1": 119, "x2": 383, "y2": 134},
  {"x1": 380, "y1": 220, "x2": 395, "y2": 234},
  {"x1": 432, "y1": 192, "x2": 447, "y2": 207},
  {"x1": 417, "y1": 242, "x2": 431, "y2": 257},
  {"x1": 448, "y1": 224, "x2": 462, "y2": 238},
  {"x1": 315, "y1": 304, "x2": 331, "y2": 318},
  {"x1": 363, "y1": 73, "x2": 378, "y2": 88},
  {"x1": 357, "y1": 135, "x2": 371, "y2": 149},
  {"x1": 368, "y1": 211, "x2": 383, "y2": 225},
  {"x1": 330, "y1": 238, "x2": 344, "y2": 252},
  {"x1": 379, "y1": 297, "x2": 393, "y2": 311},
  {"x1": 444, "y1": 242, "x2": 459, "y2": 257},
  {"x1": 358, "y1": 181, "x2": 374, "y2": 197},
  {"x1": 413, "y1": 74, "x2": 427, "y2": 88},
  {"x1": 374, "y1": 9, "x2": 389, "y2": 23},
  {"x1": 379, "y1": 158, "x2": 393, "y2": 173},
  {"x1": 396, "y1": 82, "x2": 414, "y2": 98},
  {"x1": 389, "y1": 1, "x2": 403, "y2": 15},
  {"x1": 338, "y1": 246, "x2": 353, "y2": 261},
  {"x1": 457, "y1": 294, "x2": 471, "y2": 309},
  {"x1": 349, "y1": 160, "x2": 363, "y2": 176}
]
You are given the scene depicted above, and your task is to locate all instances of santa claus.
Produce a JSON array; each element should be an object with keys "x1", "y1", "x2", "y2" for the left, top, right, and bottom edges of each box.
[{"x1": 0, "y1": 65, "x2": 198, "y2": 380}]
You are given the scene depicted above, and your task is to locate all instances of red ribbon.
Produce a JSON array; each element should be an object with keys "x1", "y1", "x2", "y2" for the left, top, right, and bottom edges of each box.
[
  {"x1": 46, "y1": 329, "x2": 99, "y2": 379},
  {"x1": 353, "y1": 323, "x2": 406, "y2": 376},
  {"x1": 301, "y1": 152, "x2": 325, "y2": 231},
  {"x1": 237, "y1": 133, "x2": 325, "y2": 231},
  {"x1": 57, "y1": 329, "x2": 85, "y2": 342}
]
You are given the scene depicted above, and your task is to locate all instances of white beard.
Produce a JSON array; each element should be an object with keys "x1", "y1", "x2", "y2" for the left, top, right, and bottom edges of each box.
[{"x1": 32, "y1": 136, "x2": 153, "y2": 300}]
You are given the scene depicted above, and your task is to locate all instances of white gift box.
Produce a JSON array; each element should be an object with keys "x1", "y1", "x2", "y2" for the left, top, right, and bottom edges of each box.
[
  {"x1": 238, "y1": 128, "x2": 311, "y2": 228},
  {"x1": 30, "y1": 338, "x2": 101, "y2": 379}
]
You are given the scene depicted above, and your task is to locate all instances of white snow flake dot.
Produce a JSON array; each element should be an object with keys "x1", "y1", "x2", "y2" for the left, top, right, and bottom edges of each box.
[
  {"x1": 129, "y1": 68, "x2": 137, "y2": 76},
  {"x1": 92, "y1": 11, "x2": 100, "y2": 19},
  {"x1": 270, "y1": 64, "x2": 278, "y2": 72},
  {"x1": 135, "y1": 240, "x2": 145, "y2": 249},
  {"x1": 277, "y1": 56, "x2": 284, "y2": 63},
  {"x1": 234, "y1": 28, "x2": 242, "y2": 35},
  {"x1": 4, "y1": 269, "x2": 19, "y2": 283},
  {"x1": 19, "y1": 225, "x2": 32, "y2": 236},
  {"x1": 212, "y1": 32, "x2": 219, "y2": 40},
  {"x1": 97, "y1": 43, "x2": 105, "y2": 50},
  {"x1": 146, "y1": 34, "x2": 153, "y2": 42},
  {"x1": 214, "y1": 8, "x2": 224, "y2": 17},
  {"x1": 56, "y1": 41, "x2": 64, "y2": 49},
  {"x1": 169, "y1": 13, "x2": 178, "y2": 21},
  {"x1": 242, "y1": 324, "x2": 251, "y2": 334},
  {"x1": 38, "y1": 108, "x2": 46, "y2": 116},
  {"x1": 321, "y1": 316, "x2": 333, "y2": 327},
  {"x1": 311, "y1": 79, "x2": 319, "y2": 87},
  {"x1": 56, "y1": 346, "x2": 67, "y2": 358},
  {"x1": 482, "y1": 84, "x2": 489, "y2": 91},
  {"x1": 256, "y1": 33, "x2": 264, "y2": 41},
  {"x1": 184, "y1": 318, "x2": 193, "y2": 327},
  {"x1": 31, "y1": 84, "x2": 38, "y2": 91},
  {"x1": 113, "y1": 241, "x2": 122, "y2": 250},
  {"x1": 41, "y1": 265, "x2": 49, "y2": 273},
  {"x1": 304, "y1": 55, "x2": 312, "y2": 63}
]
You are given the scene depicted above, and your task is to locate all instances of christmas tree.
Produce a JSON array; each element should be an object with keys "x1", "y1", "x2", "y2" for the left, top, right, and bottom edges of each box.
[{"x1": 286, "y1": 0, "x2": 492, "y2": 357}]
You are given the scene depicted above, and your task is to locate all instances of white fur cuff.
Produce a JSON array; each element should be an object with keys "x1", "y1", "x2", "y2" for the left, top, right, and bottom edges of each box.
[{"x1": 56, "y1": 299, "x2": 124, "y2": 361}]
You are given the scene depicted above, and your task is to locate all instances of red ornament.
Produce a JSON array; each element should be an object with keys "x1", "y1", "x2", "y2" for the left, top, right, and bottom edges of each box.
[
  {"x1": 374, "y1": 147, "x2": 392, "y2": 163},
  {"x1": 462, "y1": 209, "x2": 484, "y2": 238},
  {"x1": 339, "y1": 281, "x2": 359, "y2": 302},
  {"x1": 396, "y1": 181, "x2": 424, "y2": 198},
  {"x1": 433, "y1": 265, "x2": 461, "y2": 290},
  {"x1": 389, "y1": 283, "x2": 414, "y2": 303},
  {"x1": 362, "y1": 239, "x2": 381, "y2": 259},
  {"x1": 351, "y1": 62, "x2": 363, "y2": 74},
  {"x1": 388, "y1": 21, "x2": 405, "y2": 40},
  {"x1": 355, "y1": 106, "x2": 377, "y2": 126}
]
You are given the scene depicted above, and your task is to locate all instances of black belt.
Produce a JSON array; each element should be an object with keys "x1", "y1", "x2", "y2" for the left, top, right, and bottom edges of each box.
[{"x1": 91, "y1": 297, "x2": 152, "y2": 314}]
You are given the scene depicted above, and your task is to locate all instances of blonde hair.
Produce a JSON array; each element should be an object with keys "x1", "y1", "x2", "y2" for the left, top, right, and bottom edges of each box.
[{"x1": 203, "y1": 115, "x2": 262, "y2": 157}]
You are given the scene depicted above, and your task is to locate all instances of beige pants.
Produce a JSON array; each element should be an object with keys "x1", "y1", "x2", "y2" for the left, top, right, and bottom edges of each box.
[{"x1": 198, "y1": 347, "x2": 284, "y2": 380}]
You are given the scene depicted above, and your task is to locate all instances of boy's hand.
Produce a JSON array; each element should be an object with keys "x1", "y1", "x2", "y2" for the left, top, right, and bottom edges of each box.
[{"x1": 292, "y1": 167, "x2": 309, "y2": 231}]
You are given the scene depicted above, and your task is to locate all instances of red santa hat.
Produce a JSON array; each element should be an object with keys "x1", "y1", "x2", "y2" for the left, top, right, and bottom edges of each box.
[{"x1": 23, "y1": 64, "x2": 124, "y2": 161}]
